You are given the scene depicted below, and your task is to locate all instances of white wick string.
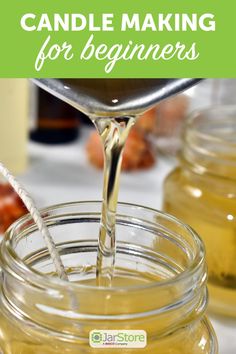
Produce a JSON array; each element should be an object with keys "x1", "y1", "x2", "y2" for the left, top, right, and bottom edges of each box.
[{"x1": 0, "y1": 163, "x2": 68, "y2": 281}]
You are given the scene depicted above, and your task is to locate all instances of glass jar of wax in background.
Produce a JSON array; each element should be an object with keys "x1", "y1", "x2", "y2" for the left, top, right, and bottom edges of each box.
[
  {"x1": 163, "y1": 106, "x2": 236, "y2": 317},
  {"x1": 0, "y1": 202, "x2": 217, "y2": 353}
]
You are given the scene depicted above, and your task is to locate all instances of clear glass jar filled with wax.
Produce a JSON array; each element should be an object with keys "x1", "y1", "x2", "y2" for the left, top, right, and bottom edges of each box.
[
  {"x1": 0, "y1": 201, "x2": 217, "y2": 353},
  {"x1": 163, "y1": 106, "x2": 236, "y2": 317}
]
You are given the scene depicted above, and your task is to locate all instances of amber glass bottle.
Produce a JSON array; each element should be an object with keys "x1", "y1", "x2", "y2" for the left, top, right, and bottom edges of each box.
[{"x1": 31, "y1": 88, "x2": 80, "y2": 144}]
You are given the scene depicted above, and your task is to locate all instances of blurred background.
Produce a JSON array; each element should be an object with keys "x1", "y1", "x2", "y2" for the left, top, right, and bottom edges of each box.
[{"x1": 0, "y1": 79, "x2": 235, "y2": 352}]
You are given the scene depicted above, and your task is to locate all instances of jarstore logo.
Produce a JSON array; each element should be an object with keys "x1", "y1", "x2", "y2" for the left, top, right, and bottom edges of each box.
[{"x1": 90, "y1": 330, "x2": 147, "y2": 348}]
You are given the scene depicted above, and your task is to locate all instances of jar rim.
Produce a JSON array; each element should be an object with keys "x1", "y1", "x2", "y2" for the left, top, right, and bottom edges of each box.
[
  {"x1": 1, "y1": 200, "x2": 205, "y2": 293},
  {"x1": 185, "y1": 104, "x2": 236, "y2": 148},
  {"x1": 182, "y1": 105, "x2": 236, "y2": 178}
]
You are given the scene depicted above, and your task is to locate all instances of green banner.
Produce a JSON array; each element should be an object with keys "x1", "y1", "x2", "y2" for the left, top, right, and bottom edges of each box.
[{"x1": 1, "y1": 0, "x2": 235, "y2": 77}]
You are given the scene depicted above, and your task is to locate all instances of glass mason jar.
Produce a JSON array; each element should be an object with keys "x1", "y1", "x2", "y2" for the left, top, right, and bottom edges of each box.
[
  {"x1": 163, "y1": 106, "x2": 236, "y2": 317},
  {"x1": 0, "y1": 201, "x2": 217, "y2": 353}
]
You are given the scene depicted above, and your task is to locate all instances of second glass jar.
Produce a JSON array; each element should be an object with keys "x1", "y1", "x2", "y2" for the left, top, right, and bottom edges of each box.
[{"x1": 163, "y1": 106, "x2": 236, "y2": 317}]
